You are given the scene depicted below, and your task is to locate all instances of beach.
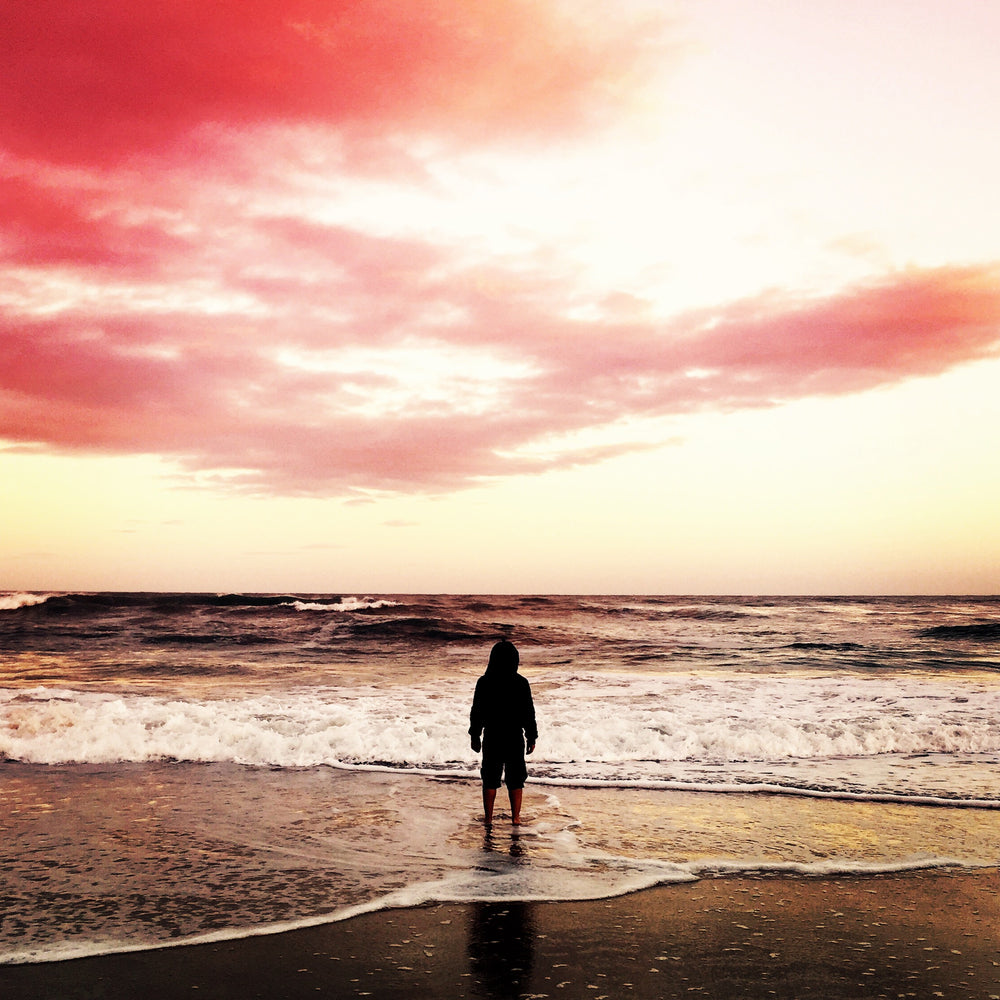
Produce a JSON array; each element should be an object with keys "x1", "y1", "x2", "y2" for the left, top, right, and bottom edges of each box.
[
  {"x1": 2, "y1": 868, "x2": 998, "y2": 999},
  {"x1": 3, "y1": 764, "x2": 1000, "y2": 997}
]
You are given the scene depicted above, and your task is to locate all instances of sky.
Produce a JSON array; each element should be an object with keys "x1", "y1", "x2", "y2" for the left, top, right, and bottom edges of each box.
[{"x1": 2, "y1": 0, "x2": 999, "y2": 595}]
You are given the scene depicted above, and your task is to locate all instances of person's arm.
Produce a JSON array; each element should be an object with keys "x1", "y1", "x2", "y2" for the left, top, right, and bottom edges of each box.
[
  {"x1": 522, "y1": 678, "x2": 537, "y2": 754},
  {"x1": 469, "y1": 678, "x2": 484, "y2": 752}
]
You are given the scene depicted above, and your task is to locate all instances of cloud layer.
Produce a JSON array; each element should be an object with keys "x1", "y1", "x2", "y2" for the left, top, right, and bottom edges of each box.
[
  {"x1": 5, "y1": 242, "x2": 999, "y2": 495},
  {"x1": 3, "y1": 2, "x2": 999, "y2": 497},
  {"x1": 3, "y1": 0, "x2": 654, "y2": 165}
]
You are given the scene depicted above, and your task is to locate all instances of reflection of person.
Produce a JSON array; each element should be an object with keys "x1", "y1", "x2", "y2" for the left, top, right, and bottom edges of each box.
[
  {"x1": 469, "y1": 639, "x2": 537, "y2": 826},
  {"x1": 469, "y1": 901, "x2": 535, "y2": 998}
]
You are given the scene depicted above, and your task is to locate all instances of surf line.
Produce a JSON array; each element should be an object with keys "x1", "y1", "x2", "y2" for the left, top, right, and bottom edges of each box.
[
  {"x1": 525, "y1": 775, "x2": 1000, "y2": 809},
  {"x1": 364, "y1": 764, "x2": 1000, "y2": 810},
  {"x1": 3, "y1": 855, "x2": 995, "y2": 968}
]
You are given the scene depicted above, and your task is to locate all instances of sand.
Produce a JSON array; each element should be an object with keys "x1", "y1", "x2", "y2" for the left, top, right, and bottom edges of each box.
[{"x1": 2, "y1": 868, "x2": 998, "y2": 999}]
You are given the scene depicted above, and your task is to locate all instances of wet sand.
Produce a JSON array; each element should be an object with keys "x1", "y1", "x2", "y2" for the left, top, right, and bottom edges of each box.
[{"x1": 2, "y1": 868, "x2": 998, "y2": 999}]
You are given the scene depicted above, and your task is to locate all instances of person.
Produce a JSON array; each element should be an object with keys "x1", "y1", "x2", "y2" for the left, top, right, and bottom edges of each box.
[{"x1": 469, "y1": 638, "x2": 537, "y2": 826}]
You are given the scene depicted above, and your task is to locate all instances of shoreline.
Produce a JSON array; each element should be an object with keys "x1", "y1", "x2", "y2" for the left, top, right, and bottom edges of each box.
[
  {"x1": 5, "y1": 762, "x2": 1000, "y2": 975},
  {"x1": 3, "y1": 868, "x2": 998, "y2": 999}
]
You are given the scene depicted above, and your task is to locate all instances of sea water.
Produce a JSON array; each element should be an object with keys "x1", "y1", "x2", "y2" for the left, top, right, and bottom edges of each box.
[{"x1": 2, "y1": 593, "x2": 999, "y2": 964}]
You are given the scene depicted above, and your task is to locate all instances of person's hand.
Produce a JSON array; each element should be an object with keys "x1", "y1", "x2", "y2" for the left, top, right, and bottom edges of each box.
[
  {"x1": 526, "y1": 742, "x2": 535, "y2": 755},
  {"x1": 471, "y1": 735, "x2": 481, "y2": 753}
]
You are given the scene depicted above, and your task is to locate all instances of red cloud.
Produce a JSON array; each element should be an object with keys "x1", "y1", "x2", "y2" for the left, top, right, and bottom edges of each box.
[
  {"x1": 2, "y1": 255, "x2": 998, "y2": 496},
  {"x1": 2, "y1": 0, "x2": 659, "y2": 167}
]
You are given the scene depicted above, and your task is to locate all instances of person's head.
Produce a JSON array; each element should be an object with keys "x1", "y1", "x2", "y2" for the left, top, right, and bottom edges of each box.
[{"x1": 487, "y1": 638, "x2": 519, "y2": 675}]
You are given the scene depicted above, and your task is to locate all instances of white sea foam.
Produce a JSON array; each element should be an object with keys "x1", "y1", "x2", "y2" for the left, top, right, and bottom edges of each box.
[
  {"x1": 0, "y1": 850, "x2": 982, "y2": 967},
  {"x1": 0, "y1": 591, "x2": 53, "y2": 611},
  {"x1": 290, "y1": 596, "x2": 399, "y2": 612},
  {"x1": 4, "y1": 671, "x2": 1000, "y2": 801}
]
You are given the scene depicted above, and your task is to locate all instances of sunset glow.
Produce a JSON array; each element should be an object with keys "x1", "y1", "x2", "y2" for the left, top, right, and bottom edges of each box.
[{"x1": 3, "y1": 0, "x2": 999, "y2": 593}]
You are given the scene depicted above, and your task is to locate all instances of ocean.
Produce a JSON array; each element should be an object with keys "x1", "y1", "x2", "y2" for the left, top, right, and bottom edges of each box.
[{"x1": 2, "y1": 592, "x2": 999, "y2": 966}]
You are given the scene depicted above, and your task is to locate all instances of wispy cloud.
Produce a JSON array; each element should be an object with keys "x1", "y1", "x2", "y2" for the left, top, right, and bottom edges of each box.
[{"x1": 5, "y1": 248, "x2": 998, "y2": 495}]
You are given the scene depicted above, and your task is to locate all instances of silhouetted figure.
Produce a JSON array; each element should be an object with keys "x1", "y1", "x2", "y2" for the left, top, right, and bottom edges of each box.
[{"x1": 469, "y1": 639, "x2": 537, "y2": 825}]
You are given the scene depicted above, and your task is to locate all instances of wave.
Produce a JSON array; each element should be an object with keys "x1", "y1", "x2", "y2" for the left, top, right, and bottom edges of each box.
[
  {"x1": 0, "y1": 592, "x2": 398, "y2": 614},
  {"x1": 919, "y1": 622, "x2": 1000, "y2": 642},
  {"x1": 290, "y1": 597, "x2": 398, "y2": 613},
  {"x1": 784, "y1": 641, "x2": 864, "y2": 651},
  {"x1": 139, "y1": 632, "x2": 283, "y2": 646},
  {"x1": 595, "y1": 602, "x2": 757, "y2": 621},
  {"x1": 0, "y1": 592, "x2": 55, "y2": 612},
  {"x1": 4, "y1": 673, "x2": 1000, "y2": 803},
  {"x1": 343, "y1": 616, "x2": 493, "y2": 643}
]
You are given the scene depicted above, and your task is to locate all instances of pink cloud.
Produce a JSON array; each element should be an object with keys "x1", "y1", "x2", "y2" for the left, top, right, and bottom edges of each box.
[
  {"x1": 2, "y1": 255, "x2": 998, "y2": 496},
  {"x1": 0, "y1": 173, "x2": 193, "y2": 273}
]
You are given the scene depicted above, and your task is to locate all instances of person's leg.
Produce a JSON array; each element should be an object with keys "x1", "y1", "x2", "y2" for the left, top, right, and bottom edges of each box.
[
  {"x1": 508, "y1": 786, "x2": 523, "y2": 824},
  {"x1": 482, "y1": 785, "x2": 497, "y2": 826},
  {"x1": 504, "y1": 737, "x2": 528, "y2": 824},
  {"x1": 480, "y1": 737, "x2": 503, "y2": 826}
]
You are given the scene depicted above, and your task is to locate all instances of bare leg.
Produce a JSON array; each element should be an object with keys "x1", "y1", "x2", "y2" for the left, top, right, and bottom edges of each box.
[
  {"x1": 482, "y1": 786, "x2": 497, "y2": 826},
  {"x1": 508, "y1": 786, "x2": 523, "y2": 824}
]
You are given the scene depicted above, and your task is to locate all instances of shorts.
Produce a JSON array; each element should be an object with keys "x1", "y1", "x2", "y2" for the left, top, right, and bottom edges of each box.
[{"x1": 480, "y1": 731, "x2": 527, "y2": 790}]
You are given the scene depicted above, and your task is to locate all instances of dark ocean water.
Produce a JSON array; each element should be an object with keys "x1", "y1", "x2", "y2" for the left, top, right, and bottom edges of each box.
[
  {"x1": 3, "y1": 591, "x2": 1000, "y2": 794},
  {"x1": 4, "y1": 590, "x2": 1000, "y2": 676}
]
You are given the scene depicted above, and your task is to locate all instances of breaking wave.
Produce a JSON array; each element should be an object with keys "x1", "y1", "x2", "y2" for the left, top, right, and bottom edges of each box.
[{"x1": 4, "y1": 671, "x2": 1000, "y2": 804}]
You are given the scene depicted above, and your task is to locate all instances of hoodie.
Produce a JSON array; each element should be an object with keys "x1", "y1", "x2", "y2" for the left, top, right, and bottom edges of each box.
[{"x1": 468, "y1": 639, "x2": 538, "y2": 744}]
